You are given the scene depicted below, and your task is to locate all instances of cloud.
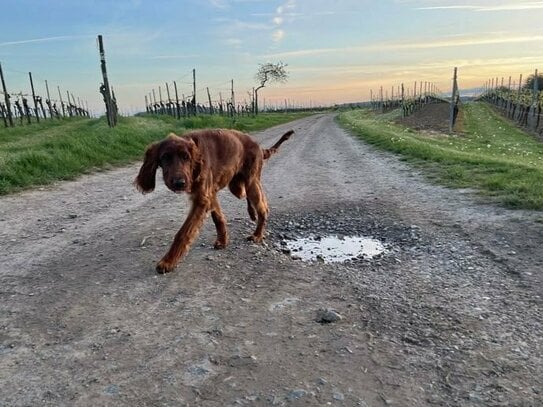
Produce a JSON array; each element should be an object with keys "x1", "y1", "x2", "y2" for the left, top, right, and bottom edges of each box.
[
  {"x1": 0, "y1": 35, "x2": 94, "y2": 47},
  {"x1": 416, "y1": 1, "x2": 543, "y2": 11},
  {"x1": 261, "y1": 33, "x2": 543, "y2": 58}
]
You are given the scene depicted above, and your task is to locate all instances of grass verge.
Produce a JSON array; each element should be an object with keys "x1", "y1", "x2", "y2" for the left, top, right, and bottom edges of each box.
[
  {"x1": 0, "y1": 112, "x2": 311, "y2": 195},
  {"x1": 338, "y1": 103, "x2": 543, "y2": 210}
]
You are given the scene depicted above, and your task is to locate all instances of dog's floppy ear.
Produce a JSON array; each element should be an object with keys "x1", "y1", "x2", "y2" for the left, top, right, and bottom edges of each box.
[
  {"x1": 189, "y1": 137, "x2": 204, "y2": 184},
  {"x1": 134, "y1": 142, "x2": 160, "y2": 194}
]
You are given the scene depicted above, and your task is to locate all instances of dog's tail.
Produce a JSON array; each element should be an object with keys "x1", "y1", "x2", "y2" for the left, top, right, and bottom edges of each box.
[{"x1": 262, "y1": 130, "x2": 294, "y2": 160}]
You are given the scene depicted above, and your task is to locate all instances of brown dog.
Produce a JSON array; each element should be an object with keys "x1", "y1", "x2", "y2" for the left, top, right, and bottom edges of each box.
[{"x1": 135, "y1": 128, "x2": 294, "y2": 274}]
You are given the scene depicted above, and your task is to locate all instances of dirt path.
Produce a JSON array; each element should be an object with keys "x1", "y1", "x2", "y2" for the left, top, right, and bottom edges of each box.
[{"x1": 1, "y1": 114, "x2": 541, "y2": 406}]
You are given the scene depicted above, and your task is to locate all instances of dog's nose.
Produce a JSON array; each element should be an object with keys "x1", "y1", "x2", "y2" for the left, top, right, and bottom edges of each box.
[{"x1": 173, "y1": 179, "x2": 186, "y2": 190}]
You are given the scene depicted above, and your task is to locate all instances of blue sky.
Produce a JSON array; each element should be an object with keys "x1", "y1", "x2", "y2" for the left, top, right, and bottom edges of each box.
[{"x1": 1, "y1": 0, "x2": 542, "y2": 114}]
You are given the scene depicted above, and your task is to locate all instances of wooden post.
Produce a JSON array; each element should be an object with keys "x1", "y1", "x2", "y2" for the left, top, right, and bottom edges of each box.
[
  {"x1": 531, "y1": 69, "x2": 539, "y2": 131},
  {"x1": 0, "y1": 62, "x2": 14, "y2": 127},
  {"x1": 173, "y1": 81, "x2": 180, "y2": 119},
  {"x1": 28, "y1": 73, "x2": 40, "y2": 122},
  {"x1": 45, "y1": 80, "x2": 52, "y2": 118},
  {"x1": 516, "y1": 74, "x2": 523, "y2": 121},
  {"x1": 206, "y1": 87, "x2": 214, "y2": 114},
  {"x1": 401, "y1": 83, "x2": 405, "y2": 117},
  {"x1": 449, "y1": 67, "x2": 458, "y2": 133},
  {"x1": 97, "y1": 35, "x2": 115, "y2": 127},
  {"x1": 192, "y1": 68, "x2": 196, "y2": 116},
  {"x1": 230, "y1": 79, "x2": 235, "y2": 116},
  {"x1": 66, "y1": 91, "x2": 72, "y2": 116},
  {"x1": 158, "y1": 86, "x2": 163, "y2": 114},
  {"x1": 165, "y1": 82, "x2": 172, "y2": 116},
  {"x1": 532, "y1": 69, "x2": 539, "y2": 105},
  {"x1": 57, "y1": 86, "x2": 64, "y2": 117}
]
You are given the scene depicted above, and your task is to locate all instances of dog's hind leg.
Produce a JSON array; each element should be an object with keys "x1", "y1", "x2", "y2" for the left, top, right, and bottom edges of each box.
[
  {"x1": 211, "y1": 195, "x2": 228, "y2": 249},
  {"x1": 245, "y1": 180, "x2": 269, "y2": 243},
  {"x1": 229, "y1": 174, "x2": 256, "y2": 221}
]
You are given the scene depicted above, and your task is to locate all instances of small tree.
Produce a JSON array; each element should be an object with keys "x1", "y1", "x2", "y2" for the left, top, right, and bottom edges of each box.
[
  {"x1": 254, "y1": 62, "x2": 288, "y2": 114},
  {"x1": 523, "y1": 73, "x2": 543, "y2": 92}
]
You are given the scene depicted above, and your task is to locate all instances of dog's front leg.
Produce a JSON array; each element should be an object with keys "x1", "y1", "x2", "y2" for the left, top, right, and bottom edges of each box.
[{"x1": 156, "y1": 202, "x2": 209, "y2": 274}]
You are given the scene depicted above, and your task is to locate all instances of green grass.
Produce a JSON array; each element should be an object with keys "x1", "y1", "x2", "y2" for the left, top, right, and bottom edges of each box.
[
  {"x1": 0, "y1": 112, "x2": 310, "y2": 195},
  {"x1": 338, "y1": 103, "x2": 543, "y2": 210}
]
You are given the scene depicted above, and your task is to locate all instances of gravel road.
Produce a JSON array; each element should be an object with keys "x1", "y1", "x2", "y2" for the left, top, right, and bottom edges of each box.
[{"x1": 1, "y1": 114, "x2": 541, "y2": 406}]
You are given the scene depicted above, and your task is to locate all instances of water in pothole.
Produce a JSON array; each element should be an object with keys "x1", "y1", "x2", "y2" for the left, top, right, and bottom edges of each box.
[{"x1": 284, "y1": 235, "x2": 386, "y2": 263}]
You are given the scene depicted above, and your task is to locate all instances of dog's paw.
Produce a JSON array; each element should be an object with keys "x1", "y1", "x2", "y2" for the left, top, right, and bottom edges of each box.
[
  {"x1": 213, "y1": 239, "x2": 228, "y2": 250},
  {"x1": 247, "y1": 234, "x2": 264, "y2": 243},
  {"x1": 156, "y1": 260, "x2": 175, "y2": 274}
]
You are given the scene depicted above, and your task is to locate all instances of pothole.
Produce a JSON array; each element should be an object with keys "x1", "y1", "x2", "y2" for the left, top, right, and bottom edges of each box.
[{"x1": 281, "y1": 235, "x2": 387, "y2": 263}]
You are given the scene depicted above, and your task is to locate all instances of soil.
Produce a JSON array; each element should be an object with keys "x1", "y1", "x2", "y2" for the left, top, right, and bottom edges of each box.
[
  {"x1": 0, "y1": 114, "x2": 541, "y2": 406},
  {"x1": 396, "y1": 102, "x2": 464, "y2": 134}
]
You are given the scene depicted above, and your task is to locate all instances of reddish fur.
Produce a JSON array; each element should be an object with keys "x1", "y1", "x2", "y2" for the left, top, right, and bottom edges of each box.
[{"x1": 134, "y1": 128, "x2": 294, "y2": 274}]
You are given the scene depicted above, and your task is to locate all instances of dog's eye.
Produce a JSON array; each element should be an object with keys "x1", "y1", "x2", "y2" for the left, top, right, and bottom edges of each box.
[
  {"x1": 179, "y1": 151, "x2": 189, "y2": 161},
  {"x1": 160, "y1": 154, "x2": 171, "y2": 165}
]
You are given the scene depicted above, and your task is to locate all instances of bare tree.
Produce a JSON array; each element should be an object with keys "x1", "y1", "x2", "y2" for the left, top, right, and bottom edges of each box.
[{"x1": 254, "y1": 62, "x2": 288, "y2": 114}]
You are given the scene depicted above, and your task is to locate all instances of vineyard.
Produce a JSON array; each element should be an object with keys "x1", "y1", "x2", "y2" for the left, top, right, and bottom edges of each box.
[
  {"x1": 369, "y1": 68, "x2": 460, "y2": 132},
  {"x1": 478, "y1": 71, "x2": 543, "y2": 136},
  {"x1": 0, "y1": 63, "x2": 90, "y2": 128}
]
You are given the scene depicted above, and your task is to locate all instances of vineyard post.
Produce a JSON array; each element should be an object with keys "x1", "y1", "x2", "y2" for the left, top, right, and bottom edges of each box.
[
  {"x1": 0, "y1": 62, "x2": 14, "y2": 127},
  {"x1": 516, "y1": 74, "x2": 523, "y2": 121},
  {"x1": 57, "y1": 86, "x2": 65, "y2": 117},
  {"x1": 231, "y1": 79, "x2": 235, "y2": 117},
  {"x1": 144, "y1": 95, "x2": 149, "y2": 113},
  {"x1": 66, "y1": 91, "x2": 72, "y2": 116},
  {"x1": 97, "y1": 35, "x2": 115, "y2": 127},
  {"x1": 507, "y1": 76, "x2": 512, "y2": 117},
  {"x1": 28, "y1": 72, "x2": 40, "y2": 122},
  {"x1": 448, "y1": 67, "x2": 458, "y2": 133},
  {"x1": 158, "y1": 86, "x2": 163, "y2": 114},
  {"x1": 206, "y1": 87, "x2": 214, "y2": 115},
  {"x1": 173, "y1": 81, "x2": 180, "y2": 119},
  {"x1": 192, "y1": 68, "x2": 196, "y2": 116},
  {"x1": 401, "y1": 83, "x2": 405, "y2": 117},
  {"x1": 165, "y1": 82, "x2": 172, "y2": 116},
  {"x1": 45, "y1": 80, "x2": 52, "y2": 118},
  {"x1": 531, "y1": 69, "x2": 539, "y2": 131}
]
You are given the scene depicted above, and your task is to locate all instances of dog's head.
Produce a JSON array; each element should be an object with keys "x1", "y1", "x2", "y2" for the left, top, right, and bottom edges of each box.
[{"x1": 134, "y1": 133, "x2": 202, "y2": 194}]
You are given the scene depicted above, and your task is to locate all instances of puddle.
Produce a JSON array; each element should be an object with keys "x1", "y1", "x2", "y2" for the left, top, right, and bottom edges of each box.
[{"x1": 284, "y1": 235, "x2": 386, "y2": 263}]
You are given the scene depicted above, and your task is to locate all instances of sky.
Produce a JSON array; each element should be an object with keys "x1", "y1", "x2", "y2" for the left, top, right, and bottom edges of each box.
[{"x1": 1, "y1": 0, "x2": 542, "y2": 114}]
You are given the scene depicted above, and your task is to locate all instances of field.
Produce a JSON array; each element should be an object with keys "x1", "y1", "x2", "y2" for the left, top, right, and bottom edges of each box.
[
  {"x1": 339, "y1": 102, "x2": 543, "y2": 209},
  {"x1": 0, "y1": 112, "x2": 312, "y2": 195}
]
